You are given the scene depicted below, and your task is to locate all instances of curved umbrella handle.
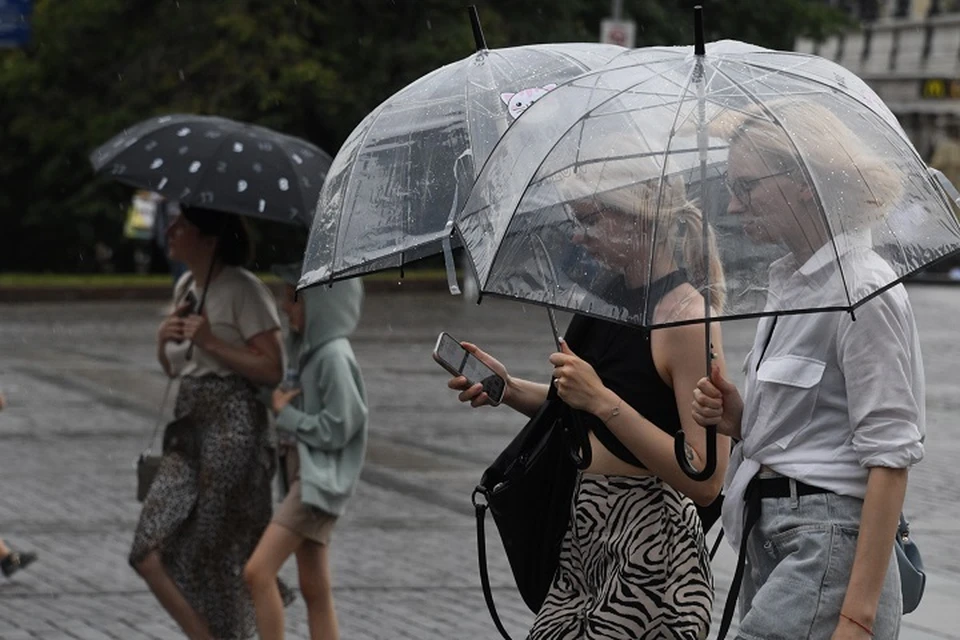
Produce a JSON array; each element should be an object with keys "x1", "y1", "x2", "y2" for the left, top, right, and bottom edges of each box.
[{"x1": 674, "y1": 426, "x2": 716, "y2": 480}]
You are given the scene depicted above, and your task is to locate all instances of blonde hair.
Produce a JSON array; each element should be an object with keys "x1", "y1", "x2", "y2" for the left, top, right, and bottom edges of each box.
[
  {"x1": 711, "y1": 99, "x2": 903, "y2": 228},
  {"x1": 557, "y1": 157, "x2": 726, "y2": 313},
  {"x1": 593, "y1": 175, "x2": 726, "y2": 314}
]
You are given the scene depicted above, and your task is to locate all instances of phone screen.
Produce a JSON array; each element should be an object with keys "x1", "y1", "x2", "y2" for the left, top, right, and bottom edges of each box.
[
  {"x1": 435, "y1": 333, "x2": 467, "y2": 372},
  {"x1": 434, "y1": 333, "x2": 505, "y2": 404}
]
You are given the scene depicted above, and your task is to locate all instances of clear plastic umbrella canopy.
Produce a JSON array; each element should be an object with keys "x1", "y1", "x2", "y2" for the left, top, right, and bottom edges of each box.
[
  {"x1": 457, "y1": 40, "x2": 960, "y2": 328},
  {"x1": 299, "y1": 42, "x2": 626, "y2": 290}
]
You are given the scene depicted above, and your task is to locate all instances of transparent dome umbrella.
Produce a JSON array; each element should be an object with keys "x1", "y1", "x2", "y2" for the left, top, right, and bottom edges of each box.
[
  {"x1": 298, "y1": 11, "x2": 625, "y2": 294},
  {"x1": 457, "y1": 28, "x2": 960, "y2": 479},
  {"x1": 90, "y1": 113, "x2": 333, "y2": 228}
]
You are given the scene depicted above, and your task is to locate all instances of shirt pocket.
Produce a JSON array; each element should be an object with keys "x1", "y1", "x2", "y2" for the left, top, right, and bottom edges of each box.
[{"x1": 753, "y1": 355, "x2": 826, "y2": 449}]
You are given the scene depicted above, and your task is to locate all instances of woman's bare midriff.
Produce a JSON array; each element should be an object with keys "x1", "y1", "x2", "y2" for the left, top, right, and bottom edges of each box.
[{"x1": 583, "y1": 431, "x2": 653, "y2": 477}]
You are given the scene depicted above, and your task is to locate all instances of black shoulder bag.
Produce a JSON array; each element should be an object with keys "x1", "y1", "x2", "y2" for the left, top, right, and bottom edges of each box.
[
  {"x1": 473, "y1": 382, "x2": 584, "y2": 640},
  {"x1": 472, "y1": 318, "x2": 593, "y2": 640}
]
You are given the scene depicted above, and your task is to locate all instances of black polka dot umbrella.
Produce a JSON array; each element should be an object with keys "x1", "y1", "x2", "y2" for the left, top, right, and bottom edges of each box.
[{"x1": 90, "y1": 114, "x2": 332, "y2": 227}]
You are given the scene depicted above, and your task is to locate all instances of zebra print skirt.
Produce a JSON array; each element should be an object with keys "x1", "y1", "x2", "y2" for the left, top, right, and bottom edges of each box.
[{"x1": 529, "y1": 473, "x2": 713, "y2": 640}]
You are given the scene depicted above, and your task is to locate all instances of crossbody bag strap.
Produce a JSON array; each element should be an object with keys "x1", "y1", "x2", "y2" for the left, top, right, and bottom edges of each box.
[
  {"x1": 139, "y1": 378, "x2": 175, "y2": 458},
  {"x1": 474, "y1": 494, "x2": 514, "y2": 640},
  {"x1": 716, "y1": 477, "x2": 762, "y2": 640},
  {"x1": 139, "y1": 275, "x2": 195, "y2": 457}
]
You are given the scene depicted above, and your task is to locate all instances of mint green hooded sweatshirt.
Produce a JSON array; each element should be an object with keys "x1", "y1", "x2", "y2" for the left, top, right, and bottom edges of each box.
[{"x1": 275, "y1": 279, "x2": 367, "y2": 517}]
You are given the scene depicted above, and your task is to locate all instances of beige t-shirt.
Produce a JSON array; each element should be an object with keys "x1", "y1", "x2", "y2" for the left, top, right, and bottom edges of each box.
[{"x1": 165, "y1": 266, "x2": 281, "y2": 378}]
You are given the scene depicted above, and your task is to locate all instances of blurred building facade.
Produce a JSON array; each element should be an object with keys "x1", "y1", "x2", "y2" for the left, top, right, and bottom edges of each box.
[{"x1": 797, "y1": 0, "x2": 960, "y2": 159}]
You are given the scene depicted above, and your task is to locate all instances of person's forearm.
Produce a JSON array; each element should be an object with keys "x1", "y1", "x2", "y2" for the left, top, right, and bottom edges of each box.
[
  {"x1": 841, "y1": 466, "x2": 908, "y2": 628},
  {"x1": 199, "y1": 337, "x2": 281, "y2": 386},
  {"x1": 595, "y1": 387, "x2": 725, "y2": 504},
  {"x1": 504, "y1": 377, "x2": 550, "y2": 417}
]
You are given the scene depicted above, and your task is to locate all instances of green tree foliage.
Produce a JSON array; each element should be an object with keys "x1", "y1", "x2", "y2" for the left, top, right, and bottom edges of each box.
[{"x1": 0, "y1": 0, "x2": 847, "y2": 271}]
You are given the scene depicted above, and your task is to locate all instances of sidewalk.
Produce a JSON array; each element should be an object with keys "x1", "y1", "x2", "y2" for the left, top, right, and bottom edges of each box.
[{"x1": 1, "y1": 290, "x2": 958, "y2": 638}]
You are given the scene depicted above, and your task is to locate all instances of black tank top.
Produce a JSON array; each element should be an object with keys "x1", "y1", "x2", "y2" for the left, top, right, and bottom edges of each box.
[{"x1": 563, "y1": 270, "x2": 689, "y2": 469}]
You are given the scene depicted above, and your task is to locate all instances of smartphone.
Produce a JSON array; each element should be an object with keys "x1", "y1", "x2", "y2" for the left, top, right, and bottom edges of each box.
[{"x1": 433, "y1": 332, "x2": 506, "y2": 406}]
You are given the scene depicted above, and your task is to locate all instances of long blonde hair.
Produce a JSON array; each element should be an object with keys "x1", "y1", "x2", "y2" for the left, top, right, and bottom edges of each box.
[{"x1": 592, "y1": 174, "x2": 726, "y2": 314}]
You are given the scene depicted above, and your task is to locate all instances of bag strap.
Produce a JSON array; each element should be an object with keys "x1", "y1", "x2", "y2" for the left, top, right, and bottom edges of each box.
[
  {"x1": 709, "y1": 526, "x2": 725, "y2": 560},
  {"x1": 139, "y1": 378, "x2": 175, "y2": 458},
  {"x1": 139, "y1": 275, "x2": 195, "y2": 458},
  {"x1": 473, "y1": 491, "x2": 515, "y2": 640},
  {"x1": 716, "y1": 478, "x2": 761, "y2": 640}
]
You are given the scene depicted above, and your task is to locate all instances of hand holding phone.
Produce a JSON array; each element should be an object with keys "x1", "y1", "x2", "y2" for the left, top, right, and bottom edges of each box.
[{"x1": 433, "y1": 332, "x2": 506, "y2": 406}]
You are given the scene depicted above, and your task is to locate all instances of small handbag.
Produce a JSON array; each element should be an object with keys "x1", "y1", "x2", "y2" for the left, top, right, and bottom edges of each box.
[
  {"x1": 136, "y1": 394, "x2": 199, "y2": 501},
  {"x1": 135, "y1": 377, "x2": 175, "y2": 502},
  {"x1": 136, "y1": 452, "x2": 163, "y2": 502},
  {"x1": 896, "y1": 513, "x2": 926, "y2": 614}
]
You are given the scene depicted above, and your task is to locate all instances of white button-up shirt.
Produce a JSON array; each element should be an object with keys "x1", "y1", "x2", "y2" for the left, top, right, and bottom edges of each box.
[{"x1": 722, "y1": 236, "x2": 926, "y2": 548}]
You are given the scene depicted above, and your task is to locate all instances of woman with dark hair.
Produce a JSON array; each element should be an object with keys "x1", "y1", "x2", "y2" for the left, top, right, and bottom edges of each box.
[{"x1": 131, "y1": 206, "x2": 289, "y2": 639}]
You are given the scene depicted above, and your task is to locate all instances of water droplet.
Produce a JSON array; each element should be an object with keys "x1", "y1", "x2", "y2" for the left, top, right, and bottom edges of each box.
[
  {"x1": 150, "y1": 158, "x2": 164, "y2": 169},
  {"x1": 177, "y1": 127, "x2": 191, "y2": 137},
  {"x1": 189, "y1": 161, "x2": 202, "y2": 173},
  {"x1": 233, "y1": 142, "x2": 244, "y2": 153},
  {"x1": 238, "y1": 180, "x2": 248, "y2": 192},
  {"x1": 179, "y1": 69, "x2": 185, "y2": 81},
  {"x1": 278, "y1": 178, "x2": 290, "y2": 191}
]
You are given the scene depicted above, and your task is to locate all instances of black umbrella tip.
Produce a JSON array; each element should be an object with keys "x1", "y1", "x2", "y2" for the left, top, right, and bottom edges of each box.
[
  {"x1": 694, "y1": 5, "x2": 705, "y2": 56},
  {"x1": 468, "y1": 5, "x2": 488, "y2": 52}
]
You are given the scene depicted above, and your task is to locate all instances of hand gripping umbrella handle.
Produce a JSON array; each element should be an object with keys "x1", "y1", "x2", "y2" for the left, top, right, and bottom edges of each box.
[{"x1": 674, "y1": 426, "x2": 716, "y2": 480}]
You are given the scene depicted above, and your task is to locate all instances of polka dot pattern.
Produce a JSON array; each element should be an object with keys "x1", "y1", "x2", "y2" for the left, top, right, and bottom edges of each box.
[{"x1": 89, "y1": 114, "x2": 333, "y2": 228}]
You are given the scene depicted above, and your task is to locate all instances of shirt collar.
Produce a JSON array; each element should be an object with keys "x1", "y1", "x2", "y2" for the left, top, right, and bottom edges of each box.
[
  {"x1": 766, "y1": 229, "x2": 873, "y2": 305},
  {"x1": 797, "y1": 229, "x2": 873, "y2": 279}
]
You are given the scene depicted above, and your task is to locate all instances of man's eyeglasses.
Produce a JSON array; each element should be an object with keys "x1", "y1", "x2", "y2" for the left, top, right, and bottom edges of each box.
[{"x1": 724, "y1": 168, "x2": 795, "y2": 208}]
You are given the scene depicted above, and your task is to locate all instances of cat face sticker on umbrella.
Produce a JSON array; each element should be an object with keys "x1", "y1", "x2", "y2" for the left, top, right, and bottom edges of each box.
[
  {"x1": 501, "y1": 84, "x2": 557, "y2": 120},
  {"x1": 299, "y1": 43, "x2": 624, "y2": 293}
]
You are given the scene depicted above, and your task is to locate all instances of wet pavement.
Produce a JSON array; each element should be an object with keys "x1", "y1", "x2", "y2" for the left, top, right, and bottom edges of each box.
[{"x1": 0, "y1": 284, "x2": 958, "y2": 639}]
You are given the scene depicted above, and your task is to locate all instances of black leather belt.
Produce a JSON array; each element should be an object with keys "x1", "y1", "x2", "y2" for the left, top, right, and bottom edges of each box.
[{"x1": 757, "y1": 476, "x2": 832, "y2": 499}]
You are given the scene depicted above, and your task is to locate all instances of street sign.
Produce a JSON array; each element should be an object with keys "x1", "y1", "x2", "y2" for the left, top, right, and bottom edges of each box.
[
  {"x1": 0, "y1": 0, "x2": 32, "y2": 49},
  {"x1": 600, "y1": 18, "x2": 635, "y2": 49}
]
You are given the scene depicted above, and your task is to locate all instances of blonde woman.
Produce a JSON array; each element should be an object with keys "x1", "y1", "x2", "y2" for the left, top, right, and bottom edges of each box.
[
  {"x1": 446, "y1": 173, "x2": 729, "y2": 640},
  {"x1": 693, "y1": 101, "x2": 921, "y2": 640}
]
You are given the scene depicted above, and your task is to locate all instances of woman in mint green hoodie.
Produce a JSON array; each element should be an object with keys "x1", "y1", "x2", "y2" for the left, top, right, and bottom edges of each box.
[{"x1": 244, "y1": 269, "x2": 367, "y2": 640}]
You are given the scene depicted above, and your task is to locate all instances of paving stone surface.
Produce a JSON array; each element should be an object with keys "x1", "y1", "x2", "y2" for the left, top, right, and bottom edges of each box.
[{"x1": 1, "y1": 285, "x2": 958, "y2": 638}]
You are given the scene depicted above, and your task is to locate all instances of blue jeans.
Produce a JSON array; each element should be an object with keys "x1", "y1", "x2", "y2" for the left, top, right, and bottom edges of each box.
[{"x1": 737, "y1": 487, "x2": 902, "y2": 640}]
